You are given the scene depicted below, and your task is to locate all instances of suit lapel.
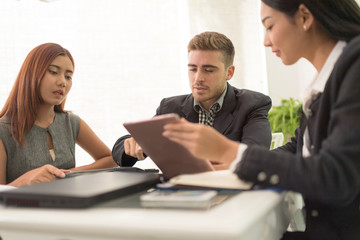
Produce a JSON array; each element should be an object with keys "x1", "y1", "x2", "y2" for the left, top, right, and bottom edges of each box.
[
  {"x1": 181, "y1": 83, "x2": 236, "y2": 129},
  {"x1": 181, "y1": 94, "x2": 199, "y2": 123},
  {"x1": 213, "y1": 83, "x2": 236, "y2": 134}
]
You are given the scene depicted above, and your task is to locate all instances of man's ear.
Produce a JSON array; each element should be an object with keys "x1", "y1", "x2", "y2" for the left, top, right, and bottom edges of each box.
[
  {"x1": 298, "y1": 4, "x2": 314, "y2": 31},
  {"x1": 226, "y1": 65, "x2": 235, "y2": 80}
]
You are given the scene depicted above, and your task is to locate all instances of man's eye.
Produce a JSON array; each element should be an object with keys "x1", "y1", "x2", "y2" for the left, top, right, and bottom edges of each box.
[
  {"x1": 189, "y1": 68, "x2": 197, "y2": 72},
  {"x1": 204, "y1": 69, "x2": 214, "y2": 73}
]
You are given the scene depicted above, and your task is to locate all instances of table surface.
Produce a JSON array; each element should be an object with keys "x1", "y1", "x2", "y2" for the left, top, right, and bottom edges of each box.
[{"x1": 0, "y1": 189, "x2": 289, "y2": 240}]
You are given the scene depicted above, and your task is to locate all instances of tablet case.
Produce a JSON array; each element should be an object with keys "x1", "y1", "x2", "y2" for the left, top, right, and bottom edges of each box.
[
  {"x1": 0, "y1": 171, "x2": 160, "y2": 208},
  {"x1": 123, "y1": 113, "x2": 214, "y2": 179}
]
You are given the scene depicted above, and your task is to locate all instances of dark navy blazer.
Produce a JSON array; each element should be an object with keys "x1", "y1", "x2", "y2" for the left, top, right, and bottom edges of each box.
[
  {"x1": 113, "y1": 83, "x2": 272, "y2": 167},
  {"x1": 237, "y1": 36, "x2": 360, "y2": 239}
]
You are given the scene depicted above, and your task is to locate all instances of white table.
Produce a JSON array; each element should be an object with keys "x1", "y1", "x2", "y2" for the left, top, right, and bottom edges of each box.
[{"x1": 0, "y1": 189, "x2": 289, "y2": 240}]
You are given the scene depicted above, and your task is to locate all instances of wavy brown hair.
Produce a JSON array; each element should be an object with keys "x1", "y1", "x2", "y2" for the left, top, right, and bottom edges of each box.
[
  {"x1": 188, "y1": 31, "x2": 235, "y2": 68},
  {"x1": 0, "y1": 43, "x2": 75, "y2": 145}
]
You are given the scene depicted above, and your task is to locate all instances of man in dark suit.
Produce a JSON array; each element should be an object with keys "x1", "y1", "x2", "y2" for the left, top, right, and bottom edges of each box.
[{"x1": 112, "y1": 31, "x2": 272, "y2": 167}]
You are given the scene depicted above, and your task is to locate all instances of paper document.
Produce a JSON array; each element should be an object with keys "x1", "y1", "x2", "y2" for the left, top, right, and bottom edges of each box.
[
  {"x1": 169, "y1": 170, "x2": 253, "y2": 190},
  {"x1": 140, "y1": 189, "x2": 218, "y2": 209}
]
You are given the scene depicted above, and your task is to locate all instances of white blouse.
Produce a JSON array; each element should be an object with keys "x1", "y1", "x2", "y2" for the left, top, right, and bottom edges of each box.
[{"x1": 302, "y1": 41, "x2": 346, "y2": 157}]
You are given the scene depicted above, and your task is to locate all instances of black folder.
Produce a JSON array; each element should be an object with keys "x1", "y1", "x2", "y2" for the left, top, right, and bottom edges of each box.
[{"x1": 0, "y1": 171, "x2": 160, "y2": 208}]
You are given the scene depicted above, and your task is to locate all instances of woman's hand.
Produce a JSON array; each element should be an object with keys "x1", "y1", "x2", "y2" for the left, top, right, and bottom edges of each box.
[
  {"x1": 9, "y1": 164, "x2": 67, "y2": 187},
  {"x1": 163, "y1": 118, "x2": 239, "y2": 168}
]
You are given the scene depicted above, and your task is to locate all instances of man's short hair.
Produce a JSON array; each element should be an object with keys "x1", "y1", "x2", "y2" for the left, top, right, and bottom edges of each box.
[{"x1": 187, "y1": 31, "x2": 235, "y2": 68}]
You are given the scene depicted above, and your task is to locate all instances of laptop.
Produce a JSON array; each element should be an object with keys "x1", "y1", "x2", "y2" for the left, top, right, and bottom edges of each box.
[
  {"x1": 64, "y1": 166, "x2": 159, "y2": 178},
  {"x1": 123, "y1": 113, "x2": 215, "y2": 179},
  {"x1": 0, "y1": 171, "x2": 160, "y2": 208}
]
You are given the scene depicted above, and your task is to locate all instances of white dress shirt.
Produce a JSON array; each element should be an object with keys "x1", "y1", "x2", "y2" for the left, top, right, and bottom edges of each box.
[{"x1": 302, "y1": 41, "x2": 346, "y2": 157}]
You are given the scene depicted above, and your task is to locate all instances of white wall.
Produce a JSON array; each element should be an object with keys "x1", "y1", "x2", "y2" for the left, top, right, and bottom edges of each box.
[
  {"x1": 186, "y1": 0, "x2": 268, "y2": 94},
  {"x1": 265, "y1": 48, "x2": 316, "y2": 106},
  {"x1": 0, "y1": 0, "x2": 268, "y2": 168},
  {"x1": 267, "y1": 0, "x2": 360, "y2": 106}
]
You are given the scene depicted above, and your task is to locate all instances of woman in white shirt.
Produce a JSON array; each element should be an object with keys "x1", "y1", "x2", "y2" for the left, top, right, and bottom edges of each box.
[{"x1": 163, "y1": 0, "x2": 360, "y2": 239}]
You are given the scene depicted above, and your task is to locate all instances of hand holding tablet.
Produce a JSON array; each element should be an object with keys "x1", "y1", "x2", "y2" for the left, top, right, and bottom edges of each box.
[{"x1": 123, "y1": 114, "x2": 214, "y2": 179}]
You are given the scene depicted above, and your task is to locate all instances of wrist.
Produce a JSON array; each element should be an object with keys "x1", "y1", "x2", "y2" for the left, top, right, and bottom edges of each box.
[{"x1": 219, "y1": 138, "x2": 239, "y2": 164}]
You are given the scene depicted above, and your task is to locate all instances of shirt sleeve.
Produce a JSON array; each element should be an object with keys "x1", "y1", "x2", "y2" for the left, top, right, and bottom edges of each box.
[
  {"x1": 67, "y1": 112, "x2": 81, "y2": 140},
  {"x1": 229, "y1": 143, "x2": 248, "y2": 172}
]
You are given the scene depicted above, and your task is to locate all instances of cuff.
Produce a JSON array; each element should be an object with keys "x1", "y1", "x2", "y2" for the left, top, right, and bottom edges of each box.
[{"x1": 229, "y1": 143, "x2": 248, "y2": 172}]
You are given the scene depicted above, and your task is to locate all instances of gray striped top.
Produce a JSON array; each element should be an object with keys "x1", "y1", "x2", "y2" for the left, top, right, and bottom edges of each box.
[{"x1": 0, "y1": 112, "x2": 80, "y2": 184}]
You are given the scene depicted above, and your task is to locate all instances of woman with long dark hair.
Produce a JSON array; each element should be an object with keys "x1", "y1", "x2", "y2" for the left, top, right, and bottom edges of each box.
[{"x1": 163, "y1": 0, "x2": 360, "y2": 239}]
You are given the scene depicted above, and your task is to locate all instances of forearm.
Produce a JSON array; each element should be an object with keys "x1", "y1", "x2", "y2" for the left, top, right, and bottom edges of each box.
[
  {"x1": 71, "y1": 155, "x2": 117, "y2": 172},
  {"x1": 218, "y1": 138, "x2": 239, "y2": 166}
]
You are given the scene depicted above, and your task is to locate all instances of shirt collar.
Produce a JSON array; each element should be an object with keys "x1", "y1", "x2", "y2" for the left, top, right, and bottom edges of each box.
[
  {"x1": 303, "y1": 41, "x2": 347, "y2": 98},
  {"x1": 302, "y1": 41, "x2": 347, "y2": 117},
  {"x1": 193, "y1": 84, "x2": 228, "y2": 113}
]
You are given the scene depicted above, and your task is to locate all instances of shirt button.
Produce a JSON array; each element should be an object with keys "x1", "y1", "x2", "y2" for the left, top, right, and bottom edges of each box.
[
  {"x1": 311, "y1": 145, "x2": 315, "y2": 150},
  {"x1": 269, "y1": 174, "x2": 279, "y2": 185},
  {"x1": 311, "y1": 210, "x2": 319, "y2": 217},
  {"x1": 257, "y1": 172, "x2": 267, "y2": 181}
]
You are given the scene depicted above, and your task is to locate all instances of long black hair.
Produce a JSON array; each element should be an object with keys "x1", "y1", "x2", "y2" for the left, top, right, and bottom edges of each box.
[{"x1": 261, "y1": 0, "x2": 360, "y2": 42}]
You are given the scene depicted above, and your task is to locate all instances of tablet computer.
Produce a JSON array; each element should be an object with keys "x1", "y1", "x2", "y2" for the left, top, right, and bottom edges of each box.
[{"x1": 123, "y1": 113, "x2": 214, "y2": 179}]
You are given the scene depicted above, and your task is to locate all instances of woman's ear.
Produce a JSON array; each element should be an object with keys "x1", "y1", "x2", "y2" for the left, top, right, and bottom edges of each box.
[{"x1": 298, "y1": 4, "x2": 314, "y2": 31}]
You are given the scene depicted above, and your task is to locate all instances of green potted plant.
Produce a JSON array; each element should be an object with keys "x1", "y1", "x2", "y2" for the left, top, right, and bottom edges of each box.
[{"x1": 268, "y1": 98, "x2": 303, "y2": 144}]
